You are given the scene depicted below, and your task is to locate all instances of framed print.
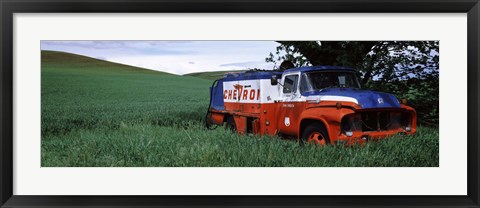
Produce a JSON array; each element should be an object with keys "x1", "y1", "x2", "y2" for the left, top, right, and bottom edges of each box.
[{"x1": 1, "y1": 0, "x2": 479, "y2": 207}]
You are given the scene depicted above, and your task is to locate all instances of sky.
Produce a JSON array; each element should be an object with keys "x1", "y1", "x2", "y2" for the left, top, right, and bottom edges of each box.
[{"x1": 41, "y1": 41, "x2": 280, "y2": 75}]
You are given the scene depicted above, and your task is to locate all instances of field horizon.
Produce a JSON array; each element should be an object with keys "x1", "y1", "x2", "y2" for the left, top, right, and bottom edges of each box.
[{"x1": 41, "y1": 50, "x2": 439, "y2": 167}]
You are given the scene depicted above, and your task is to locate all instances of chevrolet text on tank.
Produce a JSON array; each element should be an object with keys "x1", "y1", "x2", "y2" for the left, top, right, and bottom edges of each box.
[{"x1": 206, "y1": 64, "x2": 417, "y2": 145}]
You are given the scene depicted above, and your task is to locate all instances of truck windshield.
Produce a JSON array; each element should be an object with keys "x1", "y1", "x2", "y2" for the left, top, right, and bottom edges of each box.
[{"x1": 300, "y1": 71, "x2": 361, "y2": 93}]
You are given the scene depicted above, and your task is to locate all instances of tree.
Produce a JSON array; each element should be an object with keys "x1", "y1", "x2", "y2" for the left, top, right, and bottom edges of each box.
[{"x1": 266, "y1": 41, "x2": 439, "y2": 126}]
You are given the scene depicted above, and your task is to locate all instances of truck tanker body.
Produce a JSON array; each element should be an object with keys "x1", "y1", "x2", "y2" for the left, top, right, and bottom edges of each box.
[{"x1": 206, "y1": 65, "x2": 416, "y2": 145}]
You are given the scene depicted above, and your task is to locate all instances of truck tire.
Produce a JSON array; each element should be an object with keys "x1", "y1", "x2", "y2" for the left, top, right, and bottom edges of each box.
[
  {"x1": 225, "y1": 116, "x2": 237, "y2": 132},
  {"x1": 300, "y1": 123, "x2": 330, "y2": 146}
]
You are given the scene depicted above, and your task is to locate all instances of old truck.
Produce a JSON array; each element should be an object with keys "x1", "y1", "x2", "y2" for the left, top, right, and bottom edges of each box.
[{"x1": 206, "y1": 65, "x2": 416, "y2": 145}]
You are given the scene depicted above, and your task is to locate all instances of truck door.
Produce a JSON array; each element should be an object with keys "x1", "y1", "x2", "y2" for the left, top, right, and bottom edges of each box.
[{"x1": 277, "y1": 72, "x2": 302, "y2": 136}]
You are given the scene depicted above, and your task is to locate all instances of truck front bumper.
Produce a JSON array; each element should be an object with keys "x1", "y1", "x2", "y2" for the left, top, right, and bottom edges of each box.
[{"x1": 336, "y1": 128, "x2": 416, "y2": 145}]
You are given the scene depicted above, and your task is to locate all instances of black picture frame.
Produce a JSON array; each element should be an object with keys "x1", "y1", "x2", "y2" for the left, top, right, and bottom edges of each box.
[{"x1": 1, "y1": 0, "x2": 479, "y2": 207}]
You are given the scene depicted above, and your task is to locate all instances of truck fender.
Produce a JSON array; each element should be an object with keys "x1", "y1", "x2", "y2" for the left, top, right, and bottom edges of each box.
[
  {"x1": 207, "y1": 112, "x2": 226, "y2": 125},
  {"x1": 298, "y1": 117, "x2": 330, "y2": 141},
  {"x1": 298, "y1": 107, "x2": 356, "y2": 141}
]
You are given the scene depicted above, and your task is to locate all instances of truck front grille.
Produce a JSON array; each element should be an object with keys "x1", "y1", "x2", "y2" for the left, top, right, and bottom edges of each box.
[{"x1": 341, "y1": 111, "x2": 411, "y2": 132}]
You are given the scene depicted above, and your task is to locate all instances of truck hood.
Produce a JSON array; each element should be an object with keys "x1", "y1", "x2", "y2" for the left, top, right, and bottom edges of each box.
[{"x1": 302, "y1": 88, "x2": 401, "y2": 109}]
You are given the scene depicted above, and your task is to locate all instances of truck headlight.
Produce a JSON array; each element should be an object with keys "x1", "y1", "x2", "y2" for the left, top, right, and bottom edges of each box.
[
  {"x1": 405, "y1": 126, "x2": 411, "y2": 132},
  {"x1": 341, "y1": 114, "x2": 362, "y2": 133}
]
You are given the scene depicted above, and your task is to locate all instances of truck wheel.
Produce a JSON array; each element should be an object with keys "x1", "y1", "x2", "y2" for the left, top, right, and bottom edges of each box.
[
  {"x1": 301, "y1": 124, "x2": 330, "y2": 146},
  {"x1": 225, "y1": 116, "x2": 237, "y2": 132}
]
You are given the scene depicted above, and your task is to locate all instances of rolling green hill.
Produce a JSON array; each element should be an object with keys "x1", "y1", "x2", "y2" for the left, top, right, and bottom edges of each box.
[
  {"x1": 41, "y1": 50, "x2": 438, "y2": 167},
  {"x1": 41, "y1": 50, "x2": 211, "y2": 135},
  {"x1": 42, "y1": 50, "x2": 172, "y2": 75}
]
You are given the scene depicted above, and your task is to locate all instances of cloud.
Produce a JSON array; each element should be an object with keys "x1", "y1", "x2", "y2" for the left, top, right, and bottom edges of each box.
[
  {"x1": 41, "y1": 41, "x2": 197, "y2": 55},
  {"x1": 43, "y1": 41, "x2": 126, "y2": 49},
  {"x1": 40, "y1": 41, "x2": 280, "y2": 75},
  {"x1": 42, "y1": 41, "x2": 192, "y2": 49},
  {"x1": 220, "y1": 61, "x2": 261, "y2": 67}
]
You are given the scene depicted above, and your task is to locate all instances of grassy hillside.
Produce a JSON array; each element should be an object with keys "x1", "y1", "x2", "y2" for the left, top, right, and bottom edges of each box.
[
  {"x1": 41, "y1": 51, "x2": 439, "y2": 167},
  {"x1": 184, "y1": 70, "x2": 246, "y2": 80},
  {"x1": 42, "y1": 50, "x2": 171, "y2": 75},
  {"x1": 41, "y1": 51, "x2": 210, "y2": 135}
]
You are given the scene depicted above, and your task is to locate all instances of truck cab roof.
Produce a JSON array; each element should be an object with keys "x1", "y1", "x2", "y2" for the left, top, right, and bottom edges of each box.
[{"x1": 284, "y1": 65, "x2": 355, "y2": 73}]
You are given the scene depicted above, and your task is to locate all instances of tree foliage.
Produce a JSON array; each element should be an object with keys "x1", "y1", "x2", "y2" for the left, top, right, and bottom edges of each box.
[{"x1": 266, "y1": 41, "x2": 439, "y2": 126}]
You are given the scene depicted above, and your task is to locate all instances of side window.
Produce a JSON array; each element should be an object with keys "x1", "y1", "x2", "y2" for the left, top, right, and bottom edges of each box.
[
  {"x1": 283, "y1": 75, "x2": 298, "y2": 93},
  {"x1": 338, "y1": 75, "x2": 346, "y2": 87},
  {"x1": 300, "y1": 74, "x2": 312, "y2": 93}
]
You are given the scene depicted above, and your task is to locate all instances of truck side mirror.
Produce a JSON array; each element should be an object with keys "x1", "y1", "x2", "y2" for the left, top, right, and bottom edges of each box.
[{"x1": 270, "y1": 75, "x2": 278, "y2": 85}]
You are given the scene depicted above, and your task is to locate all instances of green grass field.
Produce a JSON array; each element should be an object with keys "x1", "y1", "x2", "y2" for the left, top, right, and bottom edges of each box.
[{"x1": 41, "y1": 51, "x2": 439, "y2": 167}]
